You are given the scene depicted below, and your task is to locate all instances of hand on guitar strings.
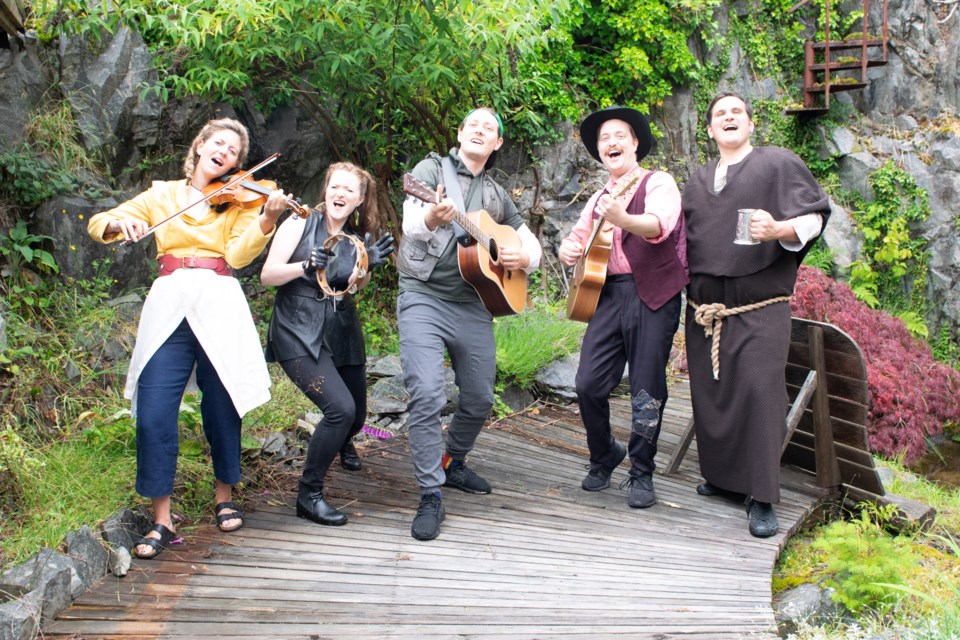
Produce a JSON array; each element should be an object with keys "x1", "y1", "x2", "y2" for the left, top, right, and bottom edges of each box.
[
  {"x1": 365, "y1": 232, "x2": 396, "y2": 270},
  {"x1": 302, "y1": 246, "x2": 334, "y2": 277},
  {"x1": 595, "y1": 193, "x2": 630, "y2": 228},
  {"x1": 558, "y1": 238, "x2": 584, "y2": 266},
  {"x1": 499, "y1": 245, "x2": 530, "y2": 271}
]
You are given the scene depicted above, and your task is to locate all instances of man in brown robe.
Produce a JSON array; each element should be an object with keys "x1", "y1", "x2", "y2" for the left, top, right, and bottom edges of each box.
[{"x1": 681, "y1": 93, "x2": 830, "y2": 537}]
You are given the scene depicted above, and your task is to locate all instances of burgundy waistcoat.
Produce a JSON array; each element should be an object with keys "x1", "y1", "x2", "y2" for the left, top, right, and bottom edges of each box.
[{"x1": 618, "y1": 173, "x2": 690, "y2": 311}]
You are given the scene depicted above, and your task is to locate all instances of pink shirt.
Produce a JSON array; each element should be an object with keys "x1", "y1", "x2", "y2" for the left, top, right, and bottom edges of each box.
[{"x1": 566, "y1": 167, "x2": 683, "y2": 275}]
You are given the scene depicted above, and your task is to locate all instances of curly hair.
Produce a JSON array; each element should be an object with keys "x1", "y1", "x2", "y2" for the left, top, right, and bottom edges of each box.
[
  {"x1": 182, "y1": 118, "x2": 250, "y2": 180},
  {"x1": 315, "y1": 162, "x2": 380, "y2": 237}
]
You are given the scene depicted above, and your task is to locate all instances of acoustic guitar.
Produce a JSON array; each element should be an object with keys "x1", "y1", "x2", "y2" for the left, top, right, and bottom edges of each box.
[
  {"x1": 566, "y1": 173, "x2": 641, "y2": 322},
  {"x1": 403, "y1": 173, "x2": 528, "y2": 317}
]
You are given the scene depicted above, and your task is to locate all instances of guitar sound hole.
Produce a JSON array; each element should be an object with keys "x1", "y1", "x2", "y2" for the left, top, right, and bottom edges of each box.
[{"x1": 488, "y1": 241, "x2": 499, "y2": 262}]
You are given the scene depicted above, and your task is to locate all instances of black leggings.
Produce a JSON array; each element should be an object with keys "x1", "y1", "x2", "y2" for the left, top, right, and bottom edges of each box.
[{"x1": 280, "y1": 352, "x2": 366, "y2": 492}]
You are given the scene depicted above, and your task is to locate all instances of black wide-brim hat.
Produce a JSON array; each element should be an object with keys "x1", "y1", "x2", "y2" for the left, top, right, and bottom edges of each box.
[{"x1": 579, "y1": 106, "x2": 653, "y2": 163}]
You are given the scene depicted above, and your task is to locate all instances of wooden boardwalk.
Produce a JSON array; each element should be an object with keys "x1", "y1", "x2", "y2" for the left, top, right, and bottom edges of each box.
[{"x1": 45, "y1": 380, "x2": 829, "y2": 639}]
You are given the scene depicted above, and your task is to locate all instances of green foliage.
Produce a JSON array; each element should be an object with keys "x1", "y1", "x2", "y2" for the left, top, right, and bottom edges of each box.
[
  {"x1": 728, "y1": 0, "x2": 806, "y2": 80},
  {"x1": 24, "y1": 99, "x2": 102, "y2": 176},
  {"x1": 874, "y1": 534, "x2": 960, "y2": 639},
  {"x1": 930, "y1": 325, "x2": 960, "y2": 369},
  {"x1": 0, "y1": 100, "x2": 105, "y2": 207},
  {"x1": 0, "y1": 428, "x2": 45, "y2": 501},
  {"x1": 81, "y1": 409, "x2": 136, "y2": 454},
  {"x1": 0, "y1": 220, "x2": 59, "y2": 316},
  {"x1": 356, "y1": 266, "x2": 399, "y2": 356},
  {"x1": 802, "y1": 240, "x2": 835, "y2": 273},
  {"x1": 42, "y1": 0, "x2": 576, "y2": 227},
  {"x1": 563, "y1": 0, "x2": 719, "y2": 112},
  {"x1": 848, "y1": 161, "x2": 931, "y2": 324},
  {"x1": 0, "y1": 149, "x2": 79, "y2": 207},
  {"x1": 0, "y1": 438, "x2": 137, "y2": 568},
  {"x1": 0, "y1": 220, "x2": 58, "y2": 277},
  {"x1": 493, "y1": 301, "x2": 585, "y2": 388},
  {"x1": 811, "y1": 510, "x2": 917, "y2": 613}
]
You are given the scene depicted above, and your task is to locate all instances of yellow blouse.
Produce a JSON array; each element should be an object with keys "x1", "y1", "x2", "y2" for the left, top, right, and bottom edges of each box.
[{"x1": 87, "y1": 179, "x2": 273, "y2": 267}]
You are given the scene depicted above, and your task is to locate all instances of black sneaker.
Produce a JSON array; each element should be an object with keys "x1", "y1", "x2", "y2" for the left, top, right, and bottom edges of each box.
[
  {"x1": 621, "y1": 474, "x2": 656, "y2": 509},
  {"x1": 747, "y1": 499, "x2": 779, "y2": 538},
  {"x1": 581, "y1": 441, "x2": 627, "y2": 491},
  {"x1": 443, "y1": 461, "x2": 492, "y2": 494},
  {"x1": 411, "y1": 494, "x2": 445, "y2": 541}
]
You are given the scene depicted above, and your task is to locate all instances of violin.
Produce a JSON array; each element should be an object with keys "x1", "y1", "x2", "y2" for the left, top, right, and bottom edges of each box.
[
  {"x1": 205, "y1": 175, "x2": 311, "y2": 217},
  {"x1": 121, "y1": 153, "x2": 302, "y2": 246}
]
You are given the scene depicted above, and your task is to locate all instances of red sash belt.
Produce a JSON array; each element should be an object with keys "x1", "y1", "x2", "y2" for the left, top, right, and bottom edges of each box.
[{"x1": 157, "y1": 254, "x2": 234, "y2": 277}]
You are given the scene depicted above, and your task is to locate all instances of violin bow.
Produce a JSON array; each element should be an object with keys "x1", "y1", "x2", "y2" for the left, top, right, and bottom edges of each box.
[{"x1": 121, "y1": 153, "x2": 281, "y2": 246}]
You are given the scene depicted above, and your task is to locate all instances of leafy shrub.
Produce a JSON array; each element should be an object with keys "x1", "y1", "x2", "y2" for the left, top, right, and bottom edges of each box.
[
  {"x1": 792, "y1": 266, "x2": 960, "y2": 463},
  {"x1": 848, "y1": 161, "x2": 930, "y2": 314},
  {"x1": 0, "y1": 150, "x2": 78, "y2": 207},
  {"x1": 494, "y1": 302, "x2": 585, "y2": 388},
  {"x1": 812, "y1": 512, "x2": 915, "y2": 613},
  {"x1": 0, "y1": 428, "x2": 45, "y2": 500}
]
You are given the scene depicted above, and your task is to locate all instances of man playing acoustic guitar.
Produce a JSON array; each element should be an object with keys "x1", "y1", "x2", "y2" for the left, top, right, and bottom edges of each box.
[
  {"x1": 558, "y1": 107, "x2": 687, "y2": 509},
  {"x1": 396, "y1": 107, "x2": 541, "y2": 541}
]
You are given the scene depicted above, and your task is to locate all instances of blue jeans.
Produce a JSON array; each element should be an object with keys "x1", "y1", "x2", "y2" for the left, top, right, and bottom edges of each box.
[{"x1": 135, "y1": 319, "x2": 241, "y2": 497}]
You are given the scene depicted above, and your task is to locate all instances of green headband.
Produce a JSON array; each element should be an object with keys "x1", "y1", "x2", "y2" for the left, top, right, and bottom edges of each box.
[{"x1": 463, "y1": 110, "x2": 505, "y2": 137}]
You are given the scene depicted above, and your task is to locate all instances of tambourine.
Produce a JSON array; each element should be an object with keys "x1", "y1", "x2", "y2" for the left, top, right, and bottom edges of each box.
[{"x1": 315, "y1": 233, "x2": 368, "y2": 298}]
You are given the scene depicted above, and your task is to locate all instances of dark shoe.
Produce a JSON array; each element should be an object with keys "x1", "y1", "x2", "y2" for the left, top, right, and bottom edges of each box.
[
  {"x1": 746, "y1": 499, "x2": 779, "y2": 538},
  {"x1": 581, "y1": 441, "x2": 627, "y2": 491},
  {"x1": 134, "y1": 523, "x2": 176, "y2": 559},
  {"x1": 621, "y1": 474, "x2": 656, "y2": 509},
  {"x1": 340, "y1": 440, "x2": 362, "y2": 471},
  {"x1": 214, "y1": 501, "x2": 245, "y2": 533},
  {"x1": 696, "y1": 482, "x2": 745, "y2": 501},
  {"x1": 411, "y1": 493, "x2": 445, "y2": 541},
  {"x1": 296, "y1": 491, "x2": 348, "y2": 526},
  {"x1": 443, "y1": 460, "x2": 492, "y2": 494}
]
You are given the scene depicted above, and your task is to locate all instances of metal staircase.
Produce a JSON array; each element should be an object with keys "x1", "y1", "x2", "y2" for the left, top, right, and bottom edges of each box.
[{"x1": 785, "y1": 0, "x2": 890, "y2": 116}]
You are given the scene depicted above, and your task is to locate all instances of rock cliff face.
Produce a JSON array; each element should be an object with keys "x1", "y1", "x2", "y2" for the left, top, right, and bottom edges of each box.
[{"x1": 0, "y1": 1, "x2": 958, "y2": 331}]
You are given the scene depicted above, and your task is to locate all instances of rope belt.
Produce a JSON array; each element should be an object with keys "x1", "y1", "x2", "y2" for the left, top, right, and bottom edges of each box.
[{"x1": 689, "y1": 295, "x2": 791, "y2": 380}]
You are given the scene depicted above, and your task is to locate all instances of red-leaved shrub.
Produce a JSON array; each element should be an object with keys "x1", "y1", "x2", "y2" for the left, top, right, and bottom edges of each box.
[{"x1": 791, "y1": 266, "x2": 960, "y2": 464}]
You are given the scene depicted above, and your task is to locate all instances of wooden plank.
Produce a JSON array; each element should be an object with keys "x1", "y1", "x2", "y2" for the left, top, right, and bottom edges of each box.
[
  {"x1": 843, "y1": 487, "x2": 935, "y2": 532},
  {"x1": 782, "y1": 370, "x2": 817, "y2": 456},
  {"x1": 787, "y1": 365, "x2": 869, "y2": 405},
  {"x1": 793, "y1": 411, "x2": 871, "y2": 451},
  {"x1": 42, "y1": 379, "x2": 843, "y2": 640},
  {"x1": 809, "y1": 325, "x2": 842, "y2": 490},
  {"x1": 782, "y1": 443, "x2": 885, "y2": 495},
  {"x1": 662, "y1": 416, "x2": 696, "y2": 474}
]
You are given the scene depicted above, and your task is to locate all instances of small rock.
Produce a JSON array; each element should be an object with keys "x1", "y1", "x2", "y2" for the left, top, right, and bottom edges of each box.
[{"x1": 107, "y1": 545, "x2": 131, "y2": 578}]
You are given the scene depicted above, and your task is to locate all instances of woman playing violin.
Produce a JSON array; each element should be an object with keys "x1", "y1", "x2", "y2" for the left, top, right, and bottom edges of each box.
[
  {"x1": 260, "y1": 162, "x2": 394, "y2": 526},
  {"x1": 87, "y1": 118, "x2": 290, "y2": 558}
]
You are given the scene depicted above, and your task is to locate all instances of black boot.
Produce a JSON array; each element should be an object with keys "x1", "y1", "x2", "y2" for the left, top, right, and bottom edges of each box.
[
  {"x1": 296, "y1": 490, "x2": 347, "y2": 526},
  {"x1": 340, "y1": 440, "x2": 362, "y2": 471}
]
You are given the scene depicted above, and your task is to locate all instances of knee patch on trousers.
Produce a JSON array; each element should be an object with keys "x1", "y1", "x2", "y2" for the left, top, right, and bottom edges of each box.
[{"x1": 631, "y1": 390, "x2": 662, "y2": 444}]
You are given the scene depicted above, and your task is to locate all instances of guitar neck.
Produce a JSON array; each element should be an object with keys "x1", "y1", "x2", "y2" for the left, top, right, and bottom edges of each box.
[
  {"x1": 451, "y1": 210, "x2": 492, "y2": 249},
  {"x1": 403, "y1": 173, "x2": 493, "y2": 250}
]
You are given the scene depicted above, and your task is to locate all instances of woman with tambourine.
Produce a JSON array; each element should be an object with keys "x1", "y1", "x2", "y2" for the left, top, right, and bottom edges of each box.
[
  {"x1": 261, "y1": 162, "x2": 394, "y2": 526},
  {"x1": 87, "y1": 118, "x2": 291, "y2": 559}
]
